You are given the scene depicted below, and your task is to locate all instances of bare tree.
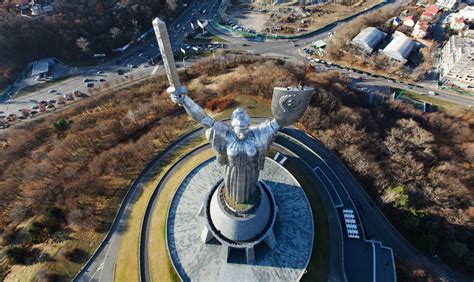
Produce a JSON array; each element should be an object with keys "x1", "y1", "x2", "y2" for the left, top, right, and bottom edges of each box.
[{"x1": 76, "y1": 37, "x2": 90, "y2": 54}]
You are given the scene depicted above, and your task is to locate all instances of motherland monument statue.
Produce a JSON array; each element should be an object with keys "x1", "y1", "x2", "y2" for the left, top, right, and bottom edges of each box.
[
  {"x1": 153, "y1": 18, "x2": 314, "y2": 263},
  {"x1": 152, "y1": 18, "x2": 313, "y2": 208}
]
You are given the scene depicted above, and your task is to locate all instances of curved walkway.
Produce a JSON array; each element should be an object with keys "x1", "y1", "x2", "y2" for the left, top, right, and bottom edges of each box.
[{"x1": 73, "y1": 128, "x2": 203, "y2": 282}]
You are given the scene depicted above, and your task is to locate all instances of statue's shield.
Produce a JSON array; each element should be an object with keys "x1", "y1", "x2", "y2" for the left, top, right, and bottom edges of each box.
[{"x1": 271, "y1": 87, "x2": 313, "y2": 127}]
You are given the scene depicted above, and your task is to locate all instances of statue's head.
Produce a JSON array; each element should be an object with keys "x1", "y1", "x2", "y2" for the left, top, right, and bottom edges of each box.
[{"x1": 231, "y1": 108, "x2": 250, "y2": 140}]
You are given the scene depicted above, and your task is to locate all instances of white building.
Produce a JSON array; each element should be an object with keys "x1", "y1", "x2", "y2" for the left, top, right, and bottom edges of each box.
[
  {"x1": 454, "y1": 5, "x2": 474, "y2": 22},
  {"x1": 450, "y1": 16, "x2": 466, "y2": 31},
  {"x1": 439, "y1": 33, "x2": 474, "y2": 90},
  {"x1": 436, "y1": 0, "x2": 459, "y2": 11},
  {"x1": 380, "y1": 32, "x2": 415, "y2": 64},
  {"x1": 351, "y1": 27, "x2": 386, "y2": 54},
  {"x1": 403, "y1": 16, "x2": 416, "y2": 27}
]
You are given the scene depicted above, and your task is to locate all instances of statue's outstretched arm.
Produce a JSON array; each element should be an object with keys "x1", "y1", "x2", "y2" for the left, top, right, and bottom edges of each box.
[
  {"x1": 182, "y1": 95, "x2": 215, "y2": 128},
  {"x1": 168, "y1": 86, "x2": 214, "y2": 128}
]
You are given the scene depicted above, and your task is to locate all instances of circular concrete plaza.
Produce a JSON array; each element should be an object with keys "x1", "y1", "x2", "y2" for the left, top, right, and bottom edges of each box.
[{"x1": 166, "y1": 156, "x2": 314, "y2": 281}]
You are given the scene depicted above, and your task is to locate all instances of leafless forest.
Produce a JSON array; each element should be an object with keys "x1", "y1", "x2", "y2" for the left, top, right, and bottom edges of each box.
[{"x1": 0, "y1": 55, "x2": 472, "y2": 279}]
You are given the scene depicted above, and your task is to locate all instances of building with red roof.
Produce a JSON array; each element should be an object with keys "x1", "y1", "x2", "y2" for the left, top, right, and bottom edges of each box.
[
  {"x1": 412, "y1": 20, "x2": 430, "y2": 38},
  {"x1": 426, "y1": 5, "x2": 439, "y2": 16}
]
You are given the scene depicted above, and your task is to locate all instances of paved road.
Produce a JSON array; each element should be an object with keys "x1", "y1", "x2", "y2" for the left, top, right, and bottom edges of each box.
[
  {"x1": 207, "y1": 17, "x2": 473, "y2": 108},
  {"x1": 73, "y1": 128, "x2": 203, "y2": 282},
  {"x1": 276, "y1": 131, "x2": 392, "y2": 282},
  {"x1": 2, "y1": 0, "x2": 472, "y2": 126},
  {"x1": 0, "y1": 0, "x2": 221, "y2": 117}
]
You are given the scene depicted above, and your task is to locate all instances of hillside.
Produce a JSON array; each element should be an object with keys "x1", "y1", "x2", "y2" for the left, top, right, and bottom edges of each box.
[
  {"x1": 0, "y1": 55, "x2": 472, "y2": 280},
  {"x1": 0, "y1": 0, "x2": 189, "y2": 89}
]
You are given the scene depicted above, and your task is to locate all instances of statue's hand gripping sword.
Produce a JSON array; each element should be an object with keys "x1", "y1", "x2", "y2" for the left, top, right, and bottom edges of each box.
[
  {"x1": 152, "y1": 17, "x2": 214, "y2": 128},
  {"x1": 152, "y1": 17, "x2": 187, "y2": 106}
]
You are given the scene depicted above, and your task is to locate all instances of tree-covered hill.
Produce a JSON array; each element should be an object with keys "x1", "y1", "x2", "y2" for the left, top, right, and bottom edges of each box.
[{"x1": 0, "y1": 0, "x2": 188, "y2": 89}]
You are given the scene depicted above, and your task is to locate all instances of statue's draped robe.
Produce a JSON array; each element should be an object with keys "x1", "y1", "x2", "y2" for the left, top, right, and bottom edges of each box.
[{"x1": 206, "y1": 120, "x2": 277, "y2": 203}]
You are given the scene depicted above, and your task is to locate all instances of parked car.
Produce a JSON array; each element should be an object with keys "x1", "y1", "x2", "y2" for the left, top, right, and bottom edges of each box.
[
  {"x1": 57, "y1": 97, "x2": 66, "y2": 105},
  {"x1": 99, "y1": 78, "x2": 107, "y2": 82},
  {"x1": 0, "y1": 121, "x2": 9, "y2": 129},
  {"x1": 117, "y1": 69, "x2": 124, "y2": 75},
  {"x1": 6, "y1": 114, "x2": 17, "y2": 121},
  {"x1": 74, "y1": 91, "x2": 89, "y2": 98},
  {"x1": 86, "y1": 82, "x2": 94, "y2": 88}
]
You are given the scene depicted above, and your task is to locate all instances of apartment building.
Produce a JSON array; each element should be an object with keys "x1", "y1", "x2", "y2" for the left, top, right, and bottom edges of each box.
[{"x1": 439, "y1": 33, "x2": 474, "y2": 89}]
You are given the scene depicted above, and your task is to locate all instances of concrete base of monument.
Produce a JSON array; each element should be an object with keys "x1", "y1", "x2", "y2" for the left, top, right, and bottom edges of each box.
[
  {"x1": 166, "y1": 157, "x2": 314, "y2": 281},
  {"x1": 199, "y1": 179, "x2": 278, "y2": 264}
]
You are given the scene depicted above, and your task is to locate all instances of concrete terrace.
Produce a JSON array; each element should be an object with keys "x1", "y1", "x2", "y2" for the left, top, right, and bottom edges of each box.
[{"x1": 166, "y1": 157, "x2": 314, "y2": 281}]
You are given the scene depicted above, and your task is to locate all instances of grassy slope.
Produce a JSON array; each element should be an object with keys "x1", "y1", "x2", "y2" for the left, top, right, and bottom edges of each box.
[
  {"x1": 218, "y1": 95, "x2": 273, "y2": 119},
  {"x1": 5, "y1": 230, "x2": 105, "y2": 281},
  {"x1": 403, "y1": 91, "x2": 474, "y2": 113},
  {"x1": 114, "y1": 136, "x2": 208, "y2": 282},
  {"x1": 148, "y1": 148, "x2": 214, "y2": 281},
  {"x1": 285, "y1": 158, "x2": 330, "y2": 282}
]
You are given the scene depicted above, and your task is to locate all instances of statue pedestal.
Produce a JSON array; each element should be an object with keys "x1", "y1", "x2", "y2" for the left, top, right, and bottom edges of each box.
[
  {"x1": 166, "y1": 157, "x2": 314, "y2": 281},
  {"x1": 199, "y1": 180, "x2": 278, "y2": 264}
]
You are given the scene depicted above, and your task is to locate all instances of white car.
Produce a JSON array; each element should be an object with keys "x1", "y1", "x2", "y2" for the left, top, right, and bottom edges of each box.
[
  {"x1": 48, "y1": 89, "x2": 56, "y2": 93},
  {"x1": 428, "y1": 91, "x2": 437, "y2": 95}
]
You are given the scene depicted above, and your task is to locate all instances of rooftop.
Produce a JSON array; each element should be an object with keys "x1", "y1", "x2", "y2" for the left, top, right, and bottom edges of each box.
[
  {"x1": 426, "y1": 4, "x2": 439, "y2": 15},
  {"x1": 351, "y1": 27, "x2": 386, "y2": 54},
  {"x1": 422, "y1": 11, "x2": 434, "y2": 18},
  {"x1": 381, "y1": 33, "x2": 415, "y2": 64}
]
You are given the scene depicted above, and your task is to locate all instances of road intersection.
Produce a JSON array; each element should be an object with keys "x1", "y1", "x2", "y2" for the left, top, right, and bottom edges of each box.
[{"x1": 1, "y1": 0, "x2": 472, "y2": 124}]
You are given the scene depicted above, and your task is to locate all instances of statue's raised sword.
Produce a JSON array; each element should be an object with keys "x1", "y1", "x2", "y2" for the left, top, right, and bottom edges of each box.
[{"x1": 152, "y1": 17, "x2": 188, "y2": 105}]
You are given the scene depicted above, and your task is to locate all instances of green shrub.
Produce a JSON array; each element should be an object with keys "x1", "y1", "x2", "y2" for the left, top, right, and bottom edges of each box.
[
  {"x1": 52, "y1": 119, "x2": 72, "y2": 133},
  {"x1": 5, "y1": 246, "x2": 30, "y2": 265}
]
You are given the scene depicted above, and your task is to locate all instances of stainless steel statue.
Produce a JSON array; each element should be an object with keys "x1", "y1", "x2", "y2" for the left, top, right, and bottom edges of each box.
[{"x1": 152, "y1": 17, "x2": 313, "y2": 206}]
